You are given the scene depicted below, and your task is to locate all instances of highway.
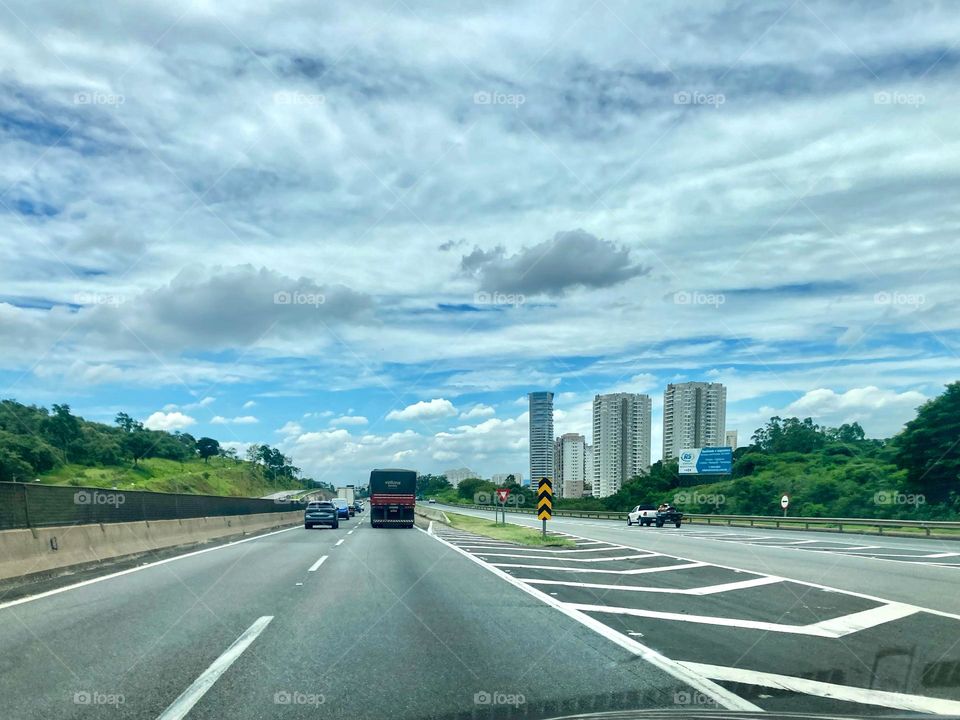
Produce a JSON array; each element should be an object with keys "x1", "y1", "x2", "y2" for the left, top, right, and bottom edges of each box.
[
  {"x1": 3, "y1": 507, "x2": 960, "y2": 718},
  {"x1": 0, "y1": 513, "x2": 708, "y2": 720}
]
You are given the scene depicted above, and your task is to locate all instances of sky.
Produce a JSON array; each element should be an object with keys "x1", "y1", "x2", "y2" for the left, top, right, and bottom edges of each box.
[{"x1": 1, "y1": 0, "x2": 958, "y2": 487}]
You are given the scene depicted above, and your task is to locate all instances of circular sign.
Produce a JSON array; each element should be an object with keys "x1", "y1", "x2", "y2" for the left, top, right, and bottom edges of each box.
[{"x1": 780, "y1": 495, "x2": 790, "y2": 509}]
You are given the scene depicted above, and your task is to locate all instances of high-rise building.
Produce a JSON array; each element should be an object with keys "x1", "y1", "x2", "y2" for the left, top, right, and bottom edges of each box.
[
  {"x1": 662, "y1": 382, "x2": 727, "y2": 461},
  {"x1": 725, "y1": 430, "x2": 738, "y2": 451},
  {"x1": 592, "y1": 393, "x2": 652, "y2": 498},
  {"x1": 442, "y1": 467, "x2": 477, "y2": 488},
  {"x1": 554, "y1": 433, "x2": 586, "y2": 500},
  {"x1": 528, "y1": 392, "x2": 554, "y2": 486},
  {"x1": 491, "y1": 472, "x2": 524, "y2": 486},
  {"x1": 584, "y1": 443, "x2": 595, "y2": 497}
]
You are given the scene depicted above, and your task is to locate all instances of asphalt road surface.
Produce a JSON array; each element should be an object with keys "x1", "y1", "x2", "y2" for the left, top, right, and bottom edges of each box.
[
  {"x1": 435, "y1": 504, "x2": 960, "y2": 715},
  {"x1": 1, "y1": 512, "x2": 717, "y2": 720}
]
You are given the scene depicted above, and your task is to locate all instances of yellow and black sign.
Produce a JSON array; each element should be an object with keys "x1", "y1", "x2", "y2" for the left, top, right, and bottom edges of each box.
[{"x1": 537, "y1": 477, "x2": 553, "y2": 520}]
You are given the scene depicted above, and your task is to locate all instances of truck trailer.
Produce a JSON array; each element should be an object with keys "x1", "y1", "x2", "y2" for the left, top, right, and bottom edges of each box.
[
  {"x1": 336, "y1": 486, "x2": 356, "y2": 505},
  {"x1": 369, "y1": 468, "x2": 416, "y2": 528}
]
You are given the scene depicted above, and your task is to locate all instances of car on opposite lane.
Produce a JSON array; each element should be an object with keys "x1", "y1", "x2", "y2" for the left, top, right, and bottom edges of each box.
[
  {"x1": 627, "y1": 504, "x2": 656, "y2": 526},
  {"x1": 304, "y1": 501, "x2": 339, "y2": 529}
]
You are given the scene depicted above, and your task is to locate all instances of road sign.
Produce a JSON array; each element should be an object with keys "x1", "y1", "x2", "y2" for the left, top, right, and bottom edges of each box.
[
  {"x1": 537, "y1": 478, "x2": 553, "y2": 521},
  {"x1": 781, "y1": 495, "x2": 790, "y2": 509},
  {"x1": 495, "y1": 488, "x2": 510, "y2": 503},
  {"x1": 678, "y1": 447, "x2": 733, "y2": 474}
]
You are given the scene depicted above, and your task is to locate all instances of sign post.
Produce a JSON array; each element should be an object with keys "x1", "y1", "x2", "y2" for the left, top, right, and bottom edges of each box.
[
  {"x1": 537, "y1": 477, "x2": 553, "y2": 539},
  {"x1": 781, "y1": 494, "x2": 790, "y2": 517},
  {"x1": 495, "y1": 488, "x2": 510, "y2": 525}
]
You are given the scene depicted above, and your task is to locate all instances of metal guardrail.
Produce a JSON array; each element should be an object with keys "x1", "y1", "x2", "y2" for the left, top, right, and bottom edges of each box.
[
  {"x1": 0, "y1": 482, "x2": 305, "y2": 530},
  {"x1": 443, "y1": 503, "x2": 960, "y2": 537}
]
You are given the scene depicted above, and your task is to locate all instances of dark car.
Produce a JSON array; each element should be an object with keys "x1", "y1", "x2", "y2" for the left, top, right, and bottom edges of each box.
[
  {"x1": 331, "y1": 498, "x2": 350, "y2": 520},
  {"x1": 304, "y1": 501, "x2": 339, "y2": 529},
  {"x1": 655, "y1": 504, "x2": 683, "y2": 528},
  {"x1": 352, "y1": 501, "x2": 363, "y2": 513}
]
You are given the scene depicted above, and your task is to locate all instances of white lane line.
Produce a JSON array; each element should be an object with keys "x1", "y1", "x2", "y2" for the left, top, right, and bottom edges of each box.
[
  {"x1": 473, "y1": 552, "x2": 655, "y2": 562},
  {"x1": 679, "y1": 662, "x2": 960, "y2": 715},
  {"x1": 0, "y1": 526, "x2": 300, "y2": 612},
  {"x1": 456, "y1": 545, "x2": 625, "y2": 554},
  {"x1": 565, "y1": 601, "x2": 918, "y2": 638},
  {"x1": 347, "y1": 530, "x2": 355, "y2": 535},
  {"x1": 835, "y1": 551, "x2": 960, "y2": 558},
  {"x1": 491, "y1": 561, "x2": 708, "y2": 575},
  {"x1": 427, "y1": 521, "x2": 434, "y2": 535},
  {"x1": 157, "y1": 616, "x2": 273, "y2": 720},
  {"x1": 307, "y1": 555, "x2": 328, "y2": 572},
  {"x1": 518, "y1": 575, "x2": 783, "y2": 595},
  {"x1": 416, "y1": 527, "x2": 761, "y2": 712},
  {"x1": 334, "y1": 539, "x2": 344, "y2": 547}
]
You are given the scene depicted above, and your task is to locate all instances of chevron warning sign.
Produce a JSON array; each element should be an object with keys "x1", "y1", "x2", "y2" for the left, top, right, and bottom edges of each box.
[{"x1": 537, "y1": 477, "x2": 553, "y2": 520}]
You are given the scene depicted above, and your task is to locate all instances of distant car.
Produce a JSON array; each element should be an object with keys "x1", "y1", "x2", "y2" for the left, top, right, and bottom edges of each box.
[
  {"x1": 655, "y1": 505, "x2": 683, "y2": 528},
  {"x1": 331, "y1": 498, "x2": 350, "y2": 519},
  {"x1": 304, "y1": 501, "x2": 339, "y2": 529},
  {"x1": 352, "y1": 501, "x2": 363, "y2": 513},
  {"x1": 428, "y1": 498, "x2": 437, "y2": 504},
  {"x1": 627, "y1": 504, "x2": 657, "y2": 526}
]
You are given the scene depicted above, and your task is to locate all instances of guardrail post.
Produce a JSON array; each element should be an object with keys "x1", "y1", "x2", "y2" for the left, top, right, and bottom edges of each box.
[
  {"x1": 775, "y1": 520, "x2": 780, "y2": 528},
  {"x1": 22, "y1": 483, "x2": 31, "y2": 529},
  {"x1": 839, "y1": 523, "x2": 843, "y2": 533}
]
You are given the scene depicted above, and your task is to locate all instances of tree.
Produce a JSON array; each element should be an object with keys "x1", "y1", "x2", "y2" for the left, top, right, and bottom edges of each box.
[
  {"x1": 197, "y1": 437, "x2": 220, "y2": 464},
  {"x1": 43, "y1": 404, "x2": 80, "y2": 463},
  {"x1": 126, "y1": 429, "x2": 153, "y2": 467},
  {"x1": 895, "y1": 382, "x2": 960, "y2": 501},
  {"x1": 114, "y1": 412, "x2": 140, "y2": 434}
]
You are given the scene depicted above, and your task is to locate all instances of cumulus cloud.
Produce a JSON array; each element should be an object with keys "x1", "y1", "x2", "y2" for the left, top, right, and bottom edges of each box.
[
  {"x1": 460, "y1": 404, "x2": 496, "y2": 419},
  {"x1": 143, "y1": 411, "x2": 196, "y2": 431},
  {"x1": 211, "y1": 415, "x2": 259, "y2": 425},
  {"x1": 461, "y1": 230, "x2": 649, "y2": 296},
  {"x1": 329, "y1": 415, "x2": 369, "y2": 427},
  {"x1": 783, "y1": 386, "x2": 926, "y2": 436},
  {"x1": 386, "y1": 398, "x2": 458, "y2": 421}
]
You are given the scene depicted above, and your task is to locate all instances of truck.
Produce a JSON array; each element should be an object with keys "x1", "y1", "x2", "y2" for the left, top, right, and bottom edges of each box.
[
  {"x1": 369, "y1": 468, "x2": 416, "y2": 528},
  {"x1": 337, "y1": 486, "x2": 356, "y2": 505}
]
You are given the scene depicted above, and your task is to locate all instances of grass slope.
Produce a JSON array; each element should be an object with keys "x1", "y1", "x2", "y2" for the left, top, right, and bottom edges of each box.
[{"x1": 37, "y1": 456, "x2": 302, "y2": 497}]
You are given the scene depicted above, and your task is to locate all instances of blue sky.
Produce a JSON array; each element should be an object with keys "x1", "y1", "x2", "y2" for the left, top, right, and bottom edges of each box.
[{"x1": 1, "y1": 0, "x2": 958, "y2": 486}]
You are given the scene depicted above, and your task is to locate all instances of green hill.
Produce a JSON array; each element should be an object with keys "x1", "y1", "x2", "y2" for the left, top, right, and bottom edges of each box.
[{"x1": 37, "y1": 456, "x2": 297, "y2": 497}]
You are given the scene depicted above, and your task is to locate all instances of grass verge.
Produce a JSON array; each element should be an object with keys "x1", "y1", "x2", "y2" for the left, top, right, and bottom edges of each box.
[{"x1": 443, "y1": 511, "x2": 575, "y2": 547}]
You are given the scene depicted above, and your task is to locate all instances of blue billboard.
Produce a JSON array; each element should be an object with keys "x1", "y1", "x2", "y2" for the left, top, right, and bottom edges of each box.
[{"x1": 678, "y1": 447, "x2": 733, "y2": 475}]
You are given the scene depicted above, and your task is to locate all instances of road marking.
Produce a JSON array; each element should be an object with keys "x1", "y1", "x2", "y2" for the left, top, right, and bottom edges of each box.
[
  {"x1": 458, "y1": 544, "x2": 627, "y2": 554},
  {"x1": 474, "y1": 552, "x2": 655, "y2": 562},
  {"x1": 417, "y1": 527, "x2": 761, "y2": 712},
  {"x1": 335, "y1": 539, "x2": 344, "y2": 547},
  {"x1": 308, "y1": 555, "x2": 328, "y2": 572},
  {"x1": 518, "y1": 575, "x2": 783, "y2": 595},
  {"x1": 490, "y1": 561, "x2": 707, "y2": 575},
  {"x1": 679, "y1": 661, "x2": 960, "y2": 715},
  {"x1": 347, "y1": 530, "x2": 355, "y2": 535},
  {"x1": 564, "y1": 601, "x2": 918, "y2": 637},
  {"x1": 157, "y1": 616, "x2": 273, "y2": 720},
  {"x1": 0, "y1": 526, "x2": 300, "y2": 612}
]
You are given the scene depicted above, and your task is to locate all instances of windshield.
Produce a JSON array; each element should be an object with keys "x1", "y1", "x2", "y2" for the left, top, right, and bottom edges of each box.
[{"x1": 2, "y1": 2, "x2": 959, "y2": 719}]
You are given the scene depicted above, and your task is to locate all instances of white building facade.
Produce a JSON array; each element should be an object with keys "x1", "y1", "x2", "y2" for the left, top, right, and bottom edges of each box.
[
  {"x1": 662, "y1": 382, "x2": 728, "y2": 461},
  {"x1": 592, "y1": 393, "x2": 652, "y2": 498}
]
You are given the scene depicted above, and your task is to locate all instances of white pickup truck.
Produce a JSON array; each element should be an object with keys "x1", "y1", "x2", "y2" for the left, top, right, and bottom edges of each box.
[{"x1": 626, "y1": 503, "x2": 657, "y2": 527}]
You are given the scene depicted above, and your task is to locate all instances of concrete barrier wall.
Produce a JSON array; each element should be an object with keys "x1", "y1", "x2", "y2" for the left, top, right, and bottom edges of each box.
[{"x1": 0, "y1": 511, "x2": 302, "y2": 582}]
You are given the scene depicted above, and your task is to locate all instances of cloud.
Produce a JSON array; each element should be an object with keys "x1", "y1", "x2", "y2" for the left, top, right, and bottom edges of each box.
[
  {"x1": 277, "y1": 421, "x2": 303, "y2": 436},
  {"x1": 143, "y1": 411, "x2": 196, "y2": 431},
  {"x1": 784, "y1": 386, "x2": 926, "y2": 436},
  {"x1": 242, "y1": 400, "x2": 257, "y2": 409},
  {"x1": 460, "y1": 403, "x2": 496, "y2": 419},
  {"x1": 461, "y1": 229, "x2": 649, "y2": 296},
  {"x1": 211, "y1": 415, "x2": 259, "y2": 425},
  {"x1": 329, "y1": 415, "x2": 369, "y2": 427},
  {"x1": 386, "y1": 398, "x2": 458, "y2": 421}
]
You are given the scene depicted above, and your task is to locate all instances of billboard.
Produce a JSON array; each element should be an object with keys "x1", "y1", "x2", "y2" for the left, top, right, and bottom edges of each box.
[{"x1": 678, "y1": 447, "x2": 733, "y2": 475}]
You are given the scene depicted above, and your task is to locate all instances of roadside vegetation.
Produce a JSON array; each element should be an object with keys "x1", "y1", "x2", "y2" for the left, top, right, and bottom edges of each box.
[
  {"x1": 441, "y1": 510, "x2": 575, "y2": 547},
  {"x1": 428, "y1": 382, "x2": 960, "y2": 520},
  {"x1": 0, "y1": 399, "x2": 335, "y2": 497}
]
